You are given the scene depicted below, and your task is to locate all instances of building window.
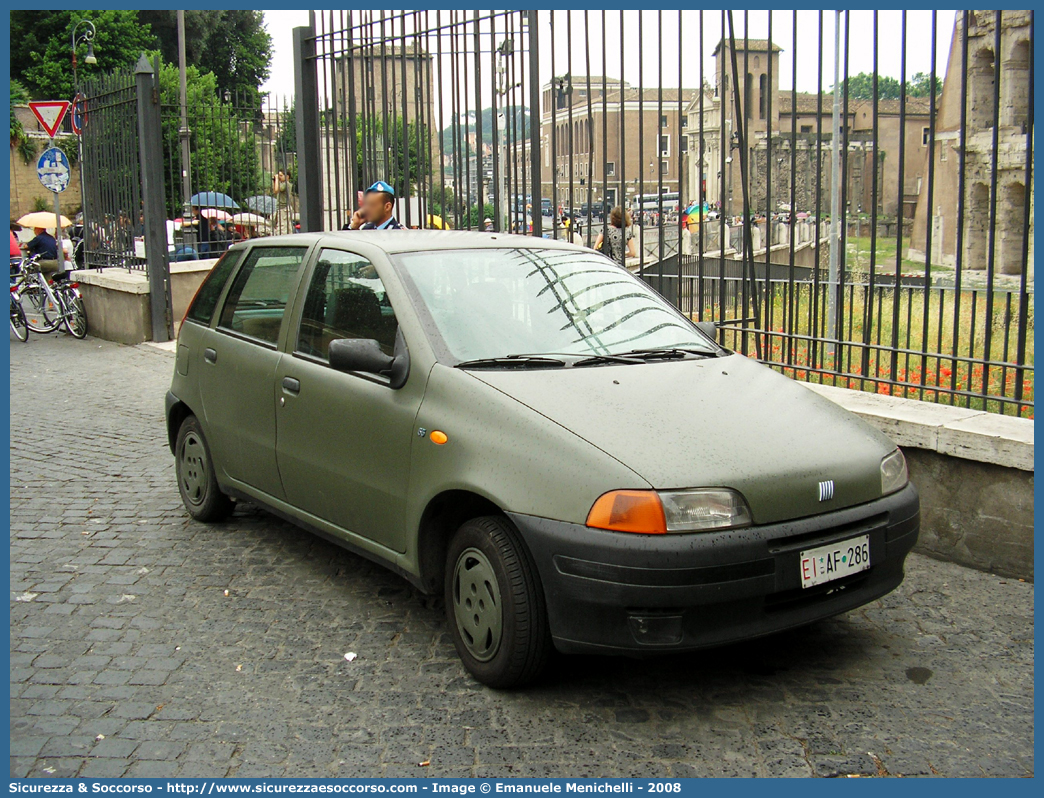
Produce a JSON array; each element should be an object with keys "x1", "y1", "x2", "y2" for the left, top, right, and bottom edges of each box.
[
  {"x1": 922, "y1": 126, "x2": 931, "y2": 146},
  {"x1": 759, "y1": 74, "x2": 768, "y2": 119},
  {"x1": 660, "y1": 115, "x2": 668, "y2": 128},
  {"x1": 800, "y1": 125, "x2": 813, "y2": 134},
  {"x1": 660, "y1": 160, "x2": 669, "y2": 175},
  {"x1": 606, "y1": 161, "x2": 616, "y2": 176},
  {"x1": 660, "y1": 135, "x2": 670, "y2": 157},
  {"x1": 681, "y1": 135, "x2": 688, "y2": 153}
]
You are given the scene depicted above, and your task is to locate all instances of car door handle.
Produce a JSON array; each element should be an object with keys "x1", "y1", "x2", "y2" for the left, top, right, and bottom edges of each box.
[
  {"x1": 203, "y1": 348, "x2": 217, "y2": 364},
  {"x1": 282, "y1": 377, "x2": 301, "y2": 395}
]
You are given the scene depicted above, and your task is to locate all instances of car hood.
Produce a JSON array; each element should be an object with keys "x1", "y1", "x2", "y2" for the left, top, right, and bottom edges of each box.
[{"x1": 467, "y1": 354, "x2": 897, "y2": 525}]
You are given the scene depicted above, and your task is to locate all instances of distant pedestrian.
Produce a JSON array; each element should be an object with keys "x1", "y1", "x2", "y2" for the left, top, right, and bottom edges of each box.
[
  {"x1": 594, "y1": 206, "x2": 637, "y2": 262},
  {"x1": 272, "y1": 170, "x2": 296, "y2": 236},
  {"x1": 483, "y1": 217, "x2": 494, "y2": 232},
  {"x1": 347, "y1": 181, "x2": 405, "y2": 230}
]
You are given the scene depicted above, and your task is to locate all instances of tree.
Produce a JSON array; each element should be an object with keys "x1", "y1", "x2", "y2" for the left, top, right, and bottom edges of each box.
[
  {"x1": 11, "y1": 10, "x2": 159, "y2": 100},
  {"x1": 353, "y1": 115, "x2": 432, "y2": 196},
  {"x1": 156, "y1": 62, "x2": 262, "y2": 217},
  {"x1": 906, "y1": 72, "x2": 944, "y2": 98},
  {"x1": 834, "y1": 71, "x2": 943, "y2": 101},
  {"x1": 137, "y1": 11, "x2": 272, "y2": 104},
  {"x1": 10, "y1": 79, "x2": 37, "y2": 165}
]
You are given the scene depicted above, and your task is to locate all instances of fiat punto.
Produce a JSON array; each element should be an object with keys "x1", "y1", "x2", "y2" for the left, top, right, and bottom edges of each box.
[{"x1": 166, "y1": 232, "x2": 918, "y2": 687}]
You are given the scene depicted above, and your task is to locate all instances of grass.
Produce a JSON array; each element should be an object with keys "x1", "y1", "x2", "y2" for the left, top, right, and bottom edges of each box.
[{"x1": 689, "y1": 280, "x2": 1034, "y2": 418}]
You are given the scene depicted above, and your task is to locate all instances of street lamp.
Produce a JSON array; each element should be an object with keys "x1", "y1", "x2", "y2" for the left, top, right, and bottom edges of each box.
[
  {"x1": 71, "y1": 19, "x2": 98, "y2": 87},
  {"x1": 71, "y1": 19, "x2": 97, "y2": 258}
]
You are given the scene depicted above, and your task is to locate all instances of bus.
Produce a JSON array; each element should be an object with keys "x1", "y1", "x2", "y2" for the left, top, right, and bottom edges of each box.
[{"x1": 630, "y1": 192, "x2": 680, "y2": 214}]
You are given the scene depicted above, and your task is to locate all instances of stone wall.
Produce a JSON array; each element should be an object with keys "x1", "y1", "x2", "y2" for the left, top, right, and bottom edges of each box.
[{"x1": 9, "y1": 141, "x2": 83, "y2": 221}]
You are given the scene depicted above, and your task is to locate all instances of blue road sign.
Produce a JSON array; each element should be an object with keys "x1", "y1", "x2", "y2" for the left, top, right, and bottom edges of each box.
[{"x1": 37, "y1": 147, "x2": 71, "y2": 194}]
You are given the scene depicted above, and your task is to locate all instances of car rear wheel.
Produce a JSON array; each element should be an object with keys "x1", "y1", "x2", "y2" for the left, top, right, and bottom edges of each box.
[
  {"x1": 444, "y1": 515, "x2": 551, "y2": 688},
  {"x1": 175, "y1": 415, "x2": 234, "y2": 522}
]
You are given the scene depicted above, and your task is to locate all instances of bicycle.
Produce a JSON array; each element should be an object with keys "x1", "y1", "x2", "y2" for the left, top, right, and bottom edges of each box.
[
  {"x1": 10, "y1": 286, "x2": 28, "y2": 342},
  {"x1": 12, "y1": 255, "x2": 88, "y2": 338}
]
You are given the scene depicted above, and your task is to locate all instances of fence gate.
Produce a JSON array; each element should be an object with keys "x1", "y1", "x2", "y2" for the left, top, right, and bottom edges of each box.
[
  {"x1": 79, "y1": 54, "x2": 173, "y2": 340},
  {"x1": 80, "y1": 68, "x2": 145, "y2": 270}
]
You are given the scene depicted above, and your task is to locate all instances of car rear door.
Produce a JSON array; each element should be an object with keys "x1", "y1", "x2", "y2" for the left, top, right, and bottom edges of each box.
[
  {"x1": 199, "y1": 244, "x2": 310, "y2": 500},
  {"x1": 274, "y1": 246, "x2": 422, "y2": 554}
]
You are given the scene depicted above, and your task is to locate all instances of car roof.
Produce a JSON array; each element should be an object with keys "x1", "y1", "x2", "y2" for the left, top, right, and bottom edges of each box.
[{"x1": 239, "y1": 230, "x2": 587, "y2": 256}]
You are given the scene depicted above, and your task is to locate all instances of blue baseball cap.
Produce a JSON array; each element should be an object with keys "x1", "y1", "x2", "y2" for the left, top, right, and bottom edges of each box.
[{"x1": 365, "y1": 180, "x2": 395, "y2": 196}]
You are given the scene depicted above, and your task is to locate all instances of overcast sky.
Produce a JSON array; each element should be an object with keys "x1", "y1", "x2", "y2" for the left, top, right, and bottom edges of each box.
[{"x1": 262, "y1": 10, "x2": 957, "y2": 122}]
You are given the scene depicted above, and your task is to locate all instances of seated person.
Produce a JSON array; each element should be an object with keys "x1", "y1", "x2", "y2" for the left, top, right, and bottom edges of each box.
[{"x1": 23, "y1": 226, "x2": 60, "y2": 274}]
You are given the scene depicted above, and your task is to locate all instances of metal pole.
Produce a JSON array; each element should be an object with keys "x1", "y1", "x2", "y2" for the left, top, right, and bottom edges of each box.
[
  {"x1": 135, "y1": 54, "x2": 174, "y2": 341},
  {"x1": 52, "y1": 150, "x2": 66, "y2": 273},
  {"x1": 177, "y1": 11, "x2": 195, "y2": 251},
  {"x1": 826, "y1": 10, "x2": 842, "y2": 356},
  {"x1": 527, "y1": 10, "x2": 542, "y2": 237}
]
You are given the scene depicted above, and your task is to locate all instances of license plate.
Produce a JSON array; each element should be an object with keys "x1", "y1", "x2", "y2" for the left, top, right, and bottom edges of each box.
[{"x1": 799, "y1": 535, "x2": 870, "y2": 588}]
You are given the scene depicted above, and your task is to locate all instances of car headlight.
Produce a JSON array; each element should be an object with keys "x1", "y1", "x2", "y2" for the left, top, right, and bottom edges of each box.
[
  {"x1": 586, "y1": 488, "x2": 752, "y2": 534},
  {"x1": 881, "y1": 448, "x2": 908, "y2": 495}
]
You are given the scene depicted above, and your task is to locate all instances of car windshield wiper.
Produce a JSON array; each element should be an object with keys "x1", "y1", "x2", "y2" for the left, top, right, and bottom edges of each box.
[
  {"x1": 455, "y1": 355, "x2": 567, "y2": 370},
  {"x1": 570, "y1": 353, "x2": 645, "y2": 367},
  {"x1": 610, "y1": 347, "x2": 719, "y2": 360}
]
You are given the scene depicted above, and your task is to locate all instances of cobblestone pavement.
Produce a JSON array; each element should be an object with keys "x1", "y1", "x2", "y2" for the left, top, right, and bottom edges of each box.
[{"x1": 10, "y1": 334, "x2": 1034, "y2": 779}]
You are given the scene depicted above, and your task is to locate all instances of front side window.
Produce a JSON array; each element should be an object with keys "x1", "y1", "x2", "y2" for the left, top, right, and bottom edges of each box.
[
  {"x1": 217, "y1": 246, "x2": 306, "y2": 346},
  {"x1": 394, "y1": 248, "x2": 719, "y2": 363},
  {"x1": 296, "y1": 249, "x2": 399, "y2": 360},
  {"x1": 185, "y1": 250, "x2": 242, "y2": 326}
]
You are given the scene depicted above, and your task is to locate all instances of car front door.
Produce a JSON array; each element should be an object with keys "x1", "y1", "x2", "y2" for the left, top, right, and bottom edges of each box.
[
  {"x1": 199, "y1": 244, "x2": 309, "y2": 500},
  {"x1": 275, "y1": 247, "x2": 421, "y2": 554}
]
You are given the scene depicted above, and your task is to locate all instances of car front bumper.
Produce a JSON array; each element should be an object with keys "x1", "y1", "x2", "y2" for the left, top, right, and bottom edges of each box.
[{"x1": 508, "y1": 482, "x2": 919, "y2": 654}]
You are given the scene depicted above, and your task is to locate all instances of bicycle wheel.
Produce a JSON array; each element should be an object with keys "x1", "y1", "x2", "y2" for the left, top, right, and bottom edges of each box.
[
  {"x1": 59, "y1": 286, "x2": 88, "y2": 339},
  {"x1": 10, "y1": 298, "x2": 29, "y2": 342},
  {"x1": 19, "y1": 284, "x2": 61, "y2": 333}
]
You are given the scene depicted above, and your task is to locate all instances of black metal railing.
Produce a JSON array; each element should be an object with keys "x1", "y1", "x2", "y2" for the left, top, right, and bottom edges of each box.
[
  {"x1": 79, "y1": 68, "x2": 146, "y2": 270},
  {"x1": 289, "y1": 10, "x2": 1033, "y2": 416}
]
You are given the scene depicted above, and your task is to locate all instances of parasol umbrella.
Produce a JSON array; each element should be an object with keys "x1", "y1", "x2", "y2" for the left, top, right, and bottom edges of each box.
[
  {"x1": 189, "y1": 191, "x2": 239, "y2": 209},
  {"x1": 426, "y1": 214, "x2": 451, "y2": 230},
  {"x1": 201, "y1": 208, "x2": 232, "y2": 221},
  {"x1": 231, "y1": 212, "x2": 268, "y2": 226},
  {"x1": 243, "y1": 195, "x2": 278, "y2": 215},
  {"x1": 17, "y1": 211, "x2": 72, "y2": 229}
]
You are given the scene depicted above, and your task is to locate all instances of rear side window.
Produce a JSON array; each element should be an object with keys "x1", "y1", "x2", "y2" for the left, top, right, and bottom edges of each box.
[
  {"x1": 217, "y1": 246, "x2": 307, "y2": 346},
  {"x1": 184, "y1": 250, "x2": 242, "y2": 326}
]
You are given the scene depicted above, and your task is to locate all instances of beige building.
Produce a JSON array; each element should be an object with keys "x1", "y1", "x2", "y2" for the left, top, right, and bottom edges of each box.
[
  {"x1": 332, "y1": 44, "x2": 433, "y2": 133},
  {"x1": 909, "y1": 10, "x2": 1033, "y2": 273},
  {"x1": 684, "y1": 38, "x2": 939, "y2": 221},
  {"x1": 538, "y1": 76, "x2": 695, "y2": 211}
]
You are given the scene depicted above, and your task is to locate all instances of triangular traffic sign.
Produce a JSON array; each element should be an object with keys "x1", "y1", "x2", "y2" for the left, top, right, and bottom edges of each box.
[{"x1": 28, "y1": 101, "x2": 71, "y2": 139}]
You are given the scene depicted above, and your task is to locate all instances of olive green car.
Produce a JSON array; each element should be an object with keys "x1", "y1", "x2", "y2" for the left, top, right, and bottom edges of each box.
[{"x1": 166, "y1": 232, "x2": 919, "y2": 687}]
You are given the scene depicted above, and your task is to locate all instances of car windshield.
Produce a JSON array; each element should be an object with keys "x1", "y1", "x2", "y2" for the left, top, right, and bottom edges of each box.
[{"x1": 393, "y1": 247, "x2": 718, "y2": 363}]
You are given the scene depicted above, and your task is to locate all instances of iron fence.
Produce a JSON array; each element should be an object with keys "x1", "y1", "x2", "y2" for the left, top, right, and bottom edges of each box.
[
  {"x1": 160, "y1": 90, "x2": 297, "y2": 259},
  {"x1": 311, "y1": 10, "x2": 1028, "y2": 416},
  {"x1": 79, "y1": 66, "x2": 147, "y2": 270}
]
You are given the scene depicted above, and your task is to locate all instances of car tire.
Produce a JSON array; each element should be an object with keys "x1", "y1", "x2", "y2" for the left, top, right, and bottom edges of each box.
[
  {"x1": 444, "y1": 515, "x2": 551, "y2": 688},
  {"x1": 175, "y1": 415, "x2": 234, "y2": 522}
]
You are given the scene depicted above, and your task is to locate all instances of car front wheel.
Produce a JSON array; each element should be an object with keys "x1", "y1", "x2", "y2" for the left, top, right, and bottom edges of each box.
[
  {"x1": 175, "y1": 415, "x2": 234, "y2": 522},
  {"x1": 444, "y1": 515, "x2": 551, "y2": 688}
]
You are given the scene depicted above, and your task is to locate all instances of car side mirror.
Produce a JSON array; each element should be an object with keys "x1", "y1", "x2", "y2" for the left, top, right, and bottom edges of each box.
[
  {"x1": 329, "y1": 336, "x2": 410, "y2": 389},
  {"x1": 695, "y1": 320, "x2": 718, "y2": 341}
]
